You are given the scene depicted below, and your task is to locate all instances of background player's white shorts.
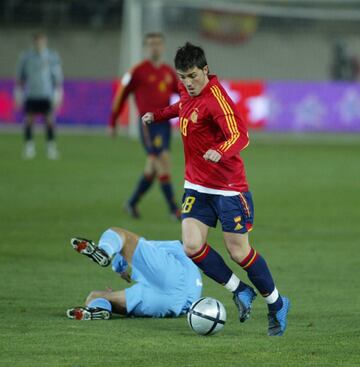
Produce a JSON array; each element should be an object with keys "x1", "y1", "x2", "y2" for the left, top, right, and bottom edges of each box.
[{"x1": 125, "y1": 238, "x2": 202, "y2": 317}]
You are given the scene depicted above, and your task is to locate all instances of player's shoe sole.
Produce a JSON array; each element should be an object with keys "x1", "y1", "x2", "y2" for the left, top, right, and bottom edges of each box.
[
  {"x1": 267, "y1": 296, "x2": 291, "y2": 336},
  {"x1": 71, "y1": 237, "x2": 111, "y2": 267},
  {"x1": 233, "y1": 286, "x2": 257, "y2": 323},
  {"x1": 66, "y1": 307, "x2": 111, "y2": 320}
]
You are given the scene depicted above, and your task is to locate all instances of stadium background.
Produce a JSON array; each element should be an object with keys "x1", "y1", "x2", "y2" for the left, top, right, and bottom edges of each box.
[{"x1": 0, "y1": 1, "x2": 359, "y2": 366}]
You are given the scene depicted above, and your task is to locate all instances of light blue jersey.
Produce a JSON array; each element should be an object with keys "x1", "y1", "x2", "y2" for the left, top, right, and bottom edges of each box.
[{"x1": 124, "y1": 238, "x2": 202, "y2": 317}]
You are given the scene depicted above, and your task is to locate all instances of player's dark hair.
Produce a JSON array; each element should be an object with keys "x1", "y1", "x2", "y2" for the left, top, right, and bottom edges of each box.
[
  {"x1": 174, "y1": 42, "x2": 208, "y2": 72},
  {"x1": 144, "y1": 32, "x2": 164, "y2": 44}
]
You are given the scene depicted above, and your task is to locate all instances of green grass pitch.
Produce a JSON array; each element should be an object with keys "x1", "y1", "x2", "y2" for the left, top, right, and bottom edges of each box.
[{"x1": 0, "y1": 131, "x2": 359, "y2": 367}]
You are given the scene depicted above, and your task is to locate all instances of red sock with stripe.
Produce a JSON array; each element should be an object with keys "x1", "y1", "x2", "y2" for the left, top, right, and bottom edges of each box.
[
  {"x1": 240, "y1": 247, "x2": 283, "y2": 312},
  {"x1": 190, "y1": 243, "x2": 248, "y2": 292}
]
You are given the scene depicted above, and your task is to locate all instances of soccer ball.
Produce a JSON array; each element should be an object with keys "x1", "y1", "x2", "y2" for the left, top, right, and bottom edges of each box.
[{"x1": 187, "y1": 297, "x2": 226, "y2": 336}]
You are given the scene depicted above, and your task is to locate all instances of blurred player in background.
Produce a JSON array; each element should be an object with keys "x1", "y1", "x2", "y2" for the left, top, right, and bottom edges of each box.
[
  {"x1": 143, "y1": 43, "x2": 290, "y2": 336},
  {"x1": 110, "y1": 33, "x2": 180, "y2": 220},
  {"x1": 15, "y1": 31, "x2": 63, "y2": 160},
  {"x1": 67, "y1": 227, "x2": 202, "y2": 319}
]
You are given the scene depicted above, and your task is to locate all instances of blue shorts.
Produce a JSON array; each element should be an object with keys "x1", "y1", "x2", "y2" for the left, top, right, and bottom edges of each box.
[
  {"x1": 139, "y1": 119, "x2": 171, "y2": 156},
  {"x1": 125, "y1": 238, "x2": 202, "y2": 317},
  {"x1": 181, "y1": 189, "x2": 254, "y2": 233}
]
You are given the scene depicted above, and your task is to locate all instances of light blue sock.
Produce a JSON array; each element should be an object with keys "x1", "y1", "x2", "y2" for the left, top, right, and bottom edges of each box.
[
  {"x1": 98, "y1": 229, "x2": 124, "y2": 257},
  {"x1": 87, "y1": 298, "x2": 112, "y2": 312}
]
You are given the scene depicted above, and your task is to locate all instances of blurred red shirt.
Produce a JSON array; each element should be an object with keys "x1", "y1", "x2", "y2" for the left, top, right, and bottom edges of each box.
[{"x1": 110, "y1": 60, "x2": 178, "y2": 127}]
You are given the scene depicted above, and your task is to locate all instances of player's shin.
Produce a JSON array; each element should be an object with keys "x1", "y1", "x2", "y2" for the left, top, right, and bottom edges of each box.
[
  {"x1": 46, "y1": 124, "x2": 55, "y2": 142},
  {"x1": 128, "y1": 173, "x2": 155, "y2": 207},
  {"x1": 239, "y1": 247, "x2": 283, "y2": 312},
  {"x1": 158, "y1": 174, "x2": 178, "y2": 214},
  {"x1": 189, "y1": 243, "x2": 248, "y2": 292},
  {"x1": 24, "y1": 124, "x2": 33, "y2": 142},
  {"x1": 98, "y1": 229, "x2": 124, "y2": 257}
]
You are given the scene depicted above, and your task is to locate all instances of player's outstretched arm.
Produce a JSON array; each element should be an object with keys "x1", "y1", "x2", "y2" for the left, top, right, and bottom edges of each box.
[
  {"x1": 148, "y1": 101, "x2": 180, "y2": 124},
  {"x1": 109, "y1": 68, "x2": 137, "y2": 136}
]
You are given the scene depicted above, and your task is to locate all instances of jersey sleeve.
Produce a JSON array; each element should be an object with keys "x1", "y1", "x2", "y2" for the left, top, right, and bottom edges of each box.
[
  {"x1": 153, "y1": 102, "x2": 180, "y2": 122},
  {"x1": 208, "y1": 85, "x2": 249, "y2": 160},
  {"x1": 15, "y1": 51, "x2": 27, "y2": 86},
  {"x1": 50, "y1": 51, "x2": 63, "y2": 87},
  {"x1": 109, "y1": 68, "x2": 137, "y2": 128}
]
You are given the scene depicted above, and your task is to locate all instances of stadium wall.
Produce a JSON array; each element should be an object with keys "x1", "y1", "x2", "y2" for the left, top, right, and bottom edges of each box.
[{"x1": 1, "y1": 28, "x2": 360, "y2": 80}]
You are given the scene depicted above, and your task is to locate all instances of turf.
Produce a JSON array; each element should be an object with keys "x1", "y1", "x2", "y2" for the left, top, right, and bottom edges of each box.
[{"x1": 0, "y1": 131, "x2": 359, "y2": 367}]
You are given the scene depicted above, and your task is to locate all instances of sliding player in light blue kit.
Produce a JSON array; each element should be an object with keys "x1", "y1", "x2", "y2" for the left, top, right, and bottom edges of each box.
[{"x1": 66, "y1": 227, "x2": 202, "y2": 320}]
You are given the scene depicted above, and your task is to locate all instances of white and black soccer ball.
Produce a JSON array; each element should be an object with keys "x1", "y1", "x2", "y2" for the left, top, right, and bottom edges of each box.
[{"x1": 187, "y1": 297, "x2": 226, "y2": 336}]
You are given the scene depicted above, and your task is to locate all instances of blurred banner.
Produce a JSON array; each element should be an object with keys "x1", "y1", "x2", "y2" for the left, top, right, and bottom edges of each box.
[
  {"x1": 1, "y1": 79, "x2": 360, "y2": 132},
  {"x1": 200, "y1": 10, "x2": 258, "y2": 44}
]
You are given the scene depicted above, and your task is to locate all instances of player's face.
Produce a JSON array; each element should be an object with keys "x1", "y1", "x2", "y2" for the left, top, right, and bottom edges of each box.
[
  {"x1": 145, "y1": 37, "x2": 165, "y2": 62},
  {"x1": 34, "y1": 35, "x2": 47, "y2": 52},
  {"x1": 177, "y1": 66, "x2": 209, "y2": 97}
]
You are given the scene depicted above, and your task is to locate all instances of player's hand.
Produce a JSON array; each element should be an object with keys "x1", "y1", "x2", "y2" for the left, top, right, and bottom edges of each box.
[
  {"x1": 142, "y1": 112, "x2": 154, "y2": 125},
  {"x1": 52, "y1": 87, "x2": 63, "y2": 111},
  {"x1": 14, "y1": 87, "x2": 24, "y2": 109},
  {"x1": 120, "y1": 271, "x2": 131, "y2": 283},
  {"x1": 203, "y1": 149, "x2": 222, "y2": 163}
]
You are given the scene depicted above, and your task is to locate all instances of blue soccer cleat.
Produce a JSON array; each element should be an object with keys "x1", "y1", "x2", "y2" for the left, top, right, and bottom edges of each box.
[
  {"x1": 267, "y1": 296, "x2": 290, "y2": 336},
  {"x1": 233, "y1": 286, "x2": 257, "y2": 323}
]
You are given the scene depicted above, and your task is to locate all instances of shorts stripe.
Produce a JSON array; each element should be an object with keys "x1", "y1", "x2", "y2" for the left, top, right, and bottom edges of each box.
[{"x1": 238, "y1": 193, "x2": 251, "y2": 218}]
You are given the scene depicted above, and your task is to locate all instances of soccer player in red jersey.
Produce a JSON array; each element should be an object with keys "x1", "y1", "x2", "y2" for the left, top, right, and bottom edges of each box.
[
  {"x1": 110, "y1": 33, "x2": 180, "y2": 219},
  {"x1": 142, "y1": 43, "x2": 290, "y2": 336}
]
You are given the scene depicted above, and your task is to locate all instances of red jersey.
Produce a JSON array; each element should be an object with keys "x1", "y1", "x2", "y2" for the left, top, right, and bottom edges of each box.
[
  {"x1": 110, "y1": 60, "x2": 178, "y2": 127},
  {"x1": 154, "y1": 75, "x2": 250, "y2": 193}
]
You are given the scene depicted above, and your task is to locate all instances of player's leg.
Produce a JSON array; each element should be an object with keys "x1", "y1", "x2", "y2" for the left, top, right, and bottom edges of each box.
[
  {"x1": 71, "y1": 227, "x2": 139, "y2": 267},
  {"x1": 224, "y1": 231, "x2": 290, "y2": 335},
  {"x1": 67, "y1": 290, "x2": 127, "y2": 320},
  {"x1": 23, "y1": 100, "x2": 36, "y2": 159},
  {"x1": 44, "y1": 103, "x2": 59, "y2": 159},
  {"x1": 154, "y1": 150, "x2": 180, "y2": 219},
  {"x1": 220, "y1": 193, "x2": 290, "y2": 335},
  {"x1": 86, "y1": 290, "x2": 127, "y2": 315},
  {"x1": 126, "y1": 154, "x2": 156, "y2": 218},
  {"x1": 183, "y1": 217, "x2": 255, "y2": 322},
  {"x1": 126, "y1": 122, "x2": 157, "y2": 217},
  {"x1": 152, "y1": 123, "x2": 180, "y2": 219},
  {"x1": 181, "y1": 190, "x2": 253, "y2": 321}
]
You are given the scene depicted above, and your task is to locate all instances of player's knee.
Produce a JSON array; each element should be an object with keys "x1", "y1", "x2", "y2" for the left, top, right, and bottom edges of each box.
[
  {"x1": 45, "y1": 120, "x2": 54, "y2": 128},
  {"x1": 227, "y1": 243, "x2": 251, "y2": 263},
  {"x1": 85, "y1": 291, "x2": 109, "y2": 305},
  {"x1": 85, "y1": 290, "x2": 104, "y2": 305},
  {"x1": 182, "y1": 237, "x2": 202, "y2": 256},
  {"x1": 229, "y1": 250, "x2": 244, "y2": 264}
]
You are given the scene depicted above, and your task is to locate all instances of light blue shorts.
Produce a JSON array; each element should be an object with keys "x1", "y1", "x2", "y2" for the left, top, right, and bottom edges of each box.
[{"x1": 125, "y1": 238, "x2": 202, "y2": 317}]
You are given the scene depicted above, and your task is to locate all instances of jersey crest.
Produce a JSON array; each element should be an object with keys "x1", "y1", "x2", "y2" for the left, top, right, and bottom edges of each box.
[
  {"x1": 165, "y1": 72, "x2": 173, "y2": 85},
  {"x1": 190, "y1": 108, "x2": 199, "y2": 123},
  {"x1": 148, "y1": 74, "x2": 156, "y2": 82}
]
